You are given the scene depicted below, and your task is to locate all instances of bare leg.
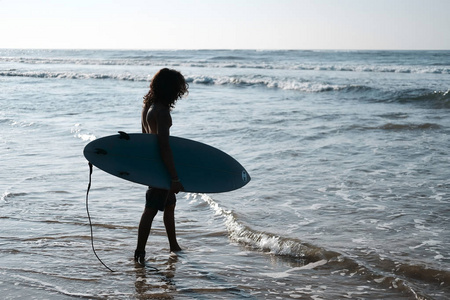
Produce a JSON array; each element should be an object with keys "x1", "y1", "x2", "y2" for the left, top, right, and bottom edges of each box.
[
  {"x1": 136, "y1": 207, "x2": 158, "y2": 254},
  {"x1": 163, "y1": 204, "x2": 181, "y2": 252}
]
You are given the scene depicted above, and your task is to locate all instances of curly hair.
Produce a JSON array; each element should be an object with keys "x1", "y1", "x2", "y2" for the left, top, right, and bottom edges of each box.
[{"x1": 143, "y1": 68, "x2": 189, "y2": 109}]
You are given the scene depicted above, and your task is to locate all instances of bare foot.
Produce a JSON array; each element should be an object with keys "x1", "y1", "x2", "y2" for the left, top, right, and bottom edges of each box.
[{"x1": 170, "y1": 245, "x2": 182, "y2": 252}]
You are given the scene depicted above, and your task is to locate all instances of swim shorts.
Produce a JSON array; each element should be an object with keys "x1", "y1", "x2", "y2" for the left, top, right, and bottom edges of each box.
[{"x1": 145, "y1": 187, "x2": 176, "y2": 211}]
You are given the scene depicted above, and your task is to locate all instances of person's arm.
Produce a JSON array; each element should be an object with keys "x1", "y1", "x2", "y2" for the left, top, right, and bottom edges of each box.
[{"x1": 154, "y1": 110, "x2": 184, "y2": 193}]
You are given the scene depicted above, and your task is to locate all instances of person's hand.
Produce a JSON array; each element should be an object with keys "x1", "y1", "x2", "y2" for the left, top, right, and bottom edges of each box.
[{"x1": 170, "y1": 179, "x2": 184, "y2": 194}]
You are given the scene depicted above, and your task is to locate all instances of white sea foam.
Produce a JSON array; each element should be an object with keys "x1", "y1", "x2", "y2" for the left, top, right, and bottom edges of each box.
[
  {"x1": 196, "y1": 193, "x2": 329, "y2": 259},
  {"x1": 261, "y1": 260, "x2": 328, "y2": 278},
  {"x1": 185, "y1": 74, "x2": 360, "y2": 93},
  {"x1": 71, "y1": 124, "x2": 96, "y2": 141},
  {"x1": 8, "y1": 274, "x2": 96, "y2": 298},
  {"x1": 4, "y1": 69, "x2": 345, "y2": 93},
  {"x1": 1, "y1": 56, "x2": 449, "y2": 74},
  {"x1": 10, "y1": 120, "x2": 35, "y2": 127},
  {"x1": 0, "y1": 70, "x2": 149, "y2": 82},
  {"x1": 1, "y1": 191, "x2": 9, "y2": 202}
]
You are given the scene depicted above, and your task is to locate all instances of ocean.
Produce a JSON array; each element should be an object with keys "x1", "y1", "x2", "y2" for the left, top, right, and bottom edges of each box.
[{"x1": 1, "y1": 49, "x2": 449, "y2": 299}]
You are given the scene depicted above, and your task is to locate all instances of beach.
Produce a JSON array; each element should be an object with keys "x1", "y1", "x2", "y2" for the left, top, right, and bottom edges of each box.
[{"x1": 1, "y1": 49, "x2": 449, "y2": 299}]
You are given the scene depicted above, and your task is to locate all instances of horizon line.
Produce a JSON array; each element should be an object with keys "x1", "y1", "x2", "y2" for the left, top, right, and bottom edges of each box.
[{"x1": 1, "y1": 47, "x2": 449, "y2": 51}]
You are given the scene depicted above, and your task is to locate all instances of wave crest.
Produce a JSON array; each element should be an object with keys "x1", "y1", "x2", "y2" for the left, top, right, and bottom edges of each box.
[
  {"x1": 2, "y1": 56, "x2": 449, "y2": 74},
  {"x1": 186, "y1": 75, "x2": 372, "y2": 93},
  {"x1": 0, "y1": 70, "x2": 149, "y2": 82},
  {"x1": 382, "y1": 89, "x2": 450, "y2": 109},
  {"x1": 198, "y1": 193, "x2": 339, "y2": 260},
  {"x1": 197, "y1": 193, "x2": 450, "y2": 298},
  {"x1": 0, "y1": 70, "x2": 371, "y2": 93},
  {"x1": 1, "y1": 191, "x2": 27, "y2": 202}
]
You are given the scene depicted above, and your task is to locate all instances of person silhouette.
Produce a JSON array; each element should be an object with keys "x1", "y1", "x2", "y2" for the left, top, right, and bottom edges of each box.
[{"x1": 135, "y1": 68, "x2": 188, "y2": 265}]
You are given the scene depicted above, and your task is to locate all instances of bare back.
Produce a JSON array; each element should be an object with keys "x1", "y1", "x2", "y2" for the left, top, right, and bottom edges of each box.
[{"x1": 142, "y1": 103, "x2": 172, "y2": 134}]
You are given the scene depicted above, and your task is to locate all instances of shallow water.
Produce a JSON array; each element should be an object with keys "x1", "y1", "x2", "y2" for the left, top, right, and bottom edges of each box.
[{"x1": 1, "y1": 49, "x2": 449, "y2": 299}]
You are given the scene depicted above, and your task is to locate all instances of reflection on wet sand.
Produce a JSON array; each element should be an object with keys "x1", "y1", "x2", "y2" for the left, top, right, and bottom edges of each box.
[{"x1": 134, "y1": 252, "x2": 179, "y2": 299}]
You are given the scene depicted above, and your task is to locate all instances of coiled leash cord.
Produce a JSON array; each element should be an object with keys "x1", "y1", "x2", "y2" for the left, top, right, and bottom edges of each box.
[{"x1": 86, "y1": 162, "x2": 115, "y2": 272}]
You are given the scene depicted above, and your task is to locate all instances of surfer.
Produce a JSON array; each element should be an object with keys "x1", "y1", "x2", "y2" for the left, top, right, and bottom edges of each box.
[{"x1": 135, "y1": 68, "x2": 189, "y2": 265}]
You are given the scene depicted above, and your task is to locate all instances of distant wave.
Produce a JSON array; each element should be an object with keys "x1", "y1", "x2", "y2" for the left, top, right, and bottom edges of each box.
[
  {"x1": 199, "y1": 193, "x2": 450, "y2": 299},
  {"x1": 184, "y1": 75, "x2": 376, "y2": 94},
  {"x1": 1, "y1": 56, "x2": 449, "y2": 74},
  {"x1": 0, "y1": 70, "x2": 372, "y2": 93},
  {"x1": 350, "y1": 123, "x2": 442, "y2": 131},
  {"x1": 377, "y1": 123, "x2": 441, "y2": 130},
  {"x1": 2, "y1": 70, "x2": 448, "y2": 107},
  {"x1": 0, "y1": 70, "x2": 149, "y2": 82},
  {"x1": 380, "y1": 89, "x2": 450, "y2": 109},
  {"x1": 210, "y1": 55, "x2": 247, "y2": 60},
  {"x1": 397, "y1": 89, "x2": 450, "y2": 108}
]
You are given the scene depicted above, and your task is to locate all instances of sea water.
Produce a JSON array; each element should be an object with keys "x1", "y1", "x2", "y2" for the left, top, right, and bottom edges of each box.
[{"x1": 1, "y1": 49, "x2": 449, "y2": 299}]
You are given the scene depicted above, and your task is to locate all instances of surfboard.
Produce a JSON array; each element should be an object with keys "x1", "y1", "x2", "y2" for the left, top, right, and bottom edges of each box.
[{"x1": 83, "y1": 132, "x2": 251, "y2": 193}]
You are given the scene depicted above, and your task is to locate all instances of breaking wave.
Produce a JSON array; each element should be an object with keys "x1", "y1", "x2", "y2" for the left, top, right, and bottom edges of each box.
[
  {"x1": 1, "y1": 56, "x2": 449, "y2": 74},
  {"x1": 0, "y1": 70, "x2": 150, "y2": 81},
  {"x1": 0, "y1": 70, "x2": 372, "y2": 93},
  {"x1": 378, "y1": 89, "x2": 450, "y2": 109},
  {"x1": 1, "y1": 191, "x2": 28, "y2": 202},
  {"x1": 198, "y1": 193, "x2": 450, "y2": 299},
  {"x1": 2, "y1": 69, "x2": 448, "y2": 110},
  {"x1": 3, "y1": 69, "x2": 448, "y2": 109}
]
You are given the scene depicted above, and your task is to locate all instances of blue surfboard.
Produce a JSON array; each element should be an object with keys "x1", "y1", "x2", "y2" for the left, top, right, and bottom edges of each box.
[{"x1": 83, "y1": 132, "x2": 250, "y2": 193}]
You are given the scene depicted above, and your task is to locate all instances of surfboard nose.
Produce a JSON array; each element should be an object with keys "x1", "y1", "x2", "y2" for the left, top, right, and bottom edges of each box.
[{"x1": 242, "y1": 170, "x2": 250, "y2": 183}]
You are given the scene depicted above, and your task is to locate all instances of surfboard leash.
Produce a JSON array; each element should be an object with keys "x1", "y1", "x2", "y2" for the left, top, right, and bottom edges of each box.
[{"x1": 86, "y1": 162, "x2": 115, "y2": 272}]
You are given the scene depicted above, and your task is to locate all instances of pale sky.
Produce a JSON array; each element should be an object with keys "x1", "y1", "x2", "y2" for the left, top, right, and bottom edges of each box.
[{"x1": 1, "y1": 0, "x2": 449, "y2": 50}]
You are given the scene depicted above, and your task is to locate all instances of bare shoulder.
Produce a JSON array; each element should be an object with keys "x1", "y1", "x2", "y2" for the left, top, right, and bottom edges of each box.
[{"x1": 154, "y1": 104, "x2": 172, "y2": 127}]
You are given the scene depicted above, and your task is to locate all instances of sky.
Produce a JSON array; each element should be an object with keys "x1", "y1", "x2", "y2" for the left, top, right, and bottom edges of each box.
[{"x1": 1, "y1": 0, "x2": 449, "y2": 50}]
